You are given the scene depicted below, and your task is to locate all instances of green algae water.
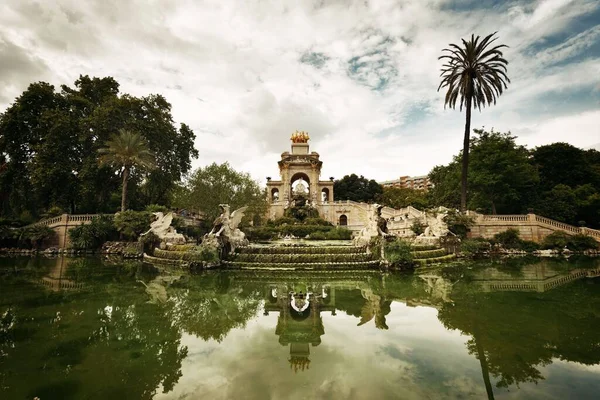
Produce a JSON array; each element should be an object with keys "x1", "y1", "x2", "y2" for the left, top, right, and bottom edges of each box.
[{"x1": 1, "y1": 256, "x2": 600, "y2": 399}]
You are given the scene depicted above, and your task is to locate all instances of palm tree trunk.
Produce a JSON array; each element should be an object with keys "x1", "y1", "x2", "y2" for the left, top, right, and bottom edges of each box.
[
  {"x1": 121, "y1": 166, "x2": 130, "y2": 212},
  {"x1": 491, "y1": 199, "x2": 497, "y2": 215},
  {"x1": 461, "y1": 90, "x2": 473, "y2": 212},
  {"x1": 474, "y1": 332, "x2": 495, "y2": 400}
]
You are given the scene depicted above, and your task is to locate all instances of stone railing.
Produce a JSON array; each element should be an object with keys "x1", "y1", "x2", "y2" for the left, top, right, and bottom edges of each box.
[
  {"x1": 482, "y1": 215, "x2": 529, "y2": 222},
  {"x1": 28, "y1": 214, "x2": 104, "y2": 228},
  {"x1": 472, "y1": 212, "x2": 600, "y2": 242}
]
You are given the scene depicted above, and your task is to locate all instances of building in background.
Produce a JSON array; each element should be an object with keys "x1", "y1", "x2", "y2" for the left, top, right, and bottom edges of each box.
[{"x1": 379, "y1": 175, "x2": 433, "y2": 191}]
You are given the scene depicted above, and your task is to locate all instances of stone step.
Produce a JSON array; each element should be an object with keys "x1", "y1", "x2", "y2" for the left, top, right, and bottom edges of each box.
[
  {"x1": 236, "y1": 246, "x2": 367, "y2": 255},
  {"x1": 222, "y1": 260, "x2": 381, "y2": 270},
  {"x1": 230, "y1": 252, "x2": 375, "y2": 264},
  {"x1": 412, "y1": 248, "x2": 447, "y2": 259}
]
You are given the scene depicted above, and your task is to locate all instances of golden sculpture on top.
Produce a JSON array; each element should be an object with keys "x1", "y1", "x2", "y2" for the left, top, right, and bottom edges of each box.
[{"x1": 291, "y1": 130, "x2": 309, "y2": 143}]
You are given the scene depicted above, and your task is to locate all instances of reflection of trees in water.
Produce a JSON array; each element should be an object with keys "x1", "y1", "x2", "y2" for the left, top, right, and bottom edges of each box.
[
  {"x1": 0, "y1": 259, "x2": 186, "y2": 400},
  {"x1": 166, "y1": 272, "x2": 263, "y2": 342},
  {"x1": 437, "y1": 273, "x2": 600, "y2": 395}
]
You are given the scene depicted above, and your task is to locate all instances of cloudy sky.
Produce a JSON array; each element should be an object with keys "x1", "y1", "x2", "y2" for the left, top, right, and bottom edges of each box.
[{"x1": 1, "y1": 0, "x2": 599, "y2": 183}]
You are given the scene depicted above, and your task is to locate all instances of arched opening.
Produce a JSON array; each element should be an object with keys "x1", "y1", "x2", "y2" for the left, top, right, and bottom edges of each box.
[
  {"x1": 321, "y1": 188, "x2": 330, "y2": 203},
  {"x1": 290, "y1": 172, "x2": 311, "y2": 206},
  {"x1": 271, "y1": 188, "x2": 279, "y2": 202},
  {"x1": 339, "y1": 214, "x2": 348, "y2": 226}
]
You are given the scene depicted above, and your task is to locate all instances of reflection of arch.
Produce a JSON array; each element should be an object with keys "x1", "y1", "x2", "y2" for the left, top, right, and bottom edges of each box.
[
  {"x1": 339, "y1": 214, "x2": 348, "y2": 226},
  {"x1": 271, "y1": 188, "x2": 279, "y2": 202},
  {"x1": 321, "y1": 188, "x2": 330, "y2": 203}
]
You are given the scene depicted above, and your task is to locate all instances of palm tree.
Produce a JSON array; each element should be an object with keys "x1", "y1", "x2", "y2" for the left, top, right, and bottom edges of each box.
[
  {"x1": 438, "y1": 32, "x2": 510, "y2": 212},
  {"x1": 98, "y1": 129, "x2": 155, "y2": 212}
]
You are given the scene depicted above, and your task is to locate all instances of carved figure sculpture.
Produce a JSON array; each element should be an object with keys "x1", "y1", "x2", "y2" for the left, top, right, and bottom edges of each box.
[
  {"x1": 141, "y1": 212, "x2": 185, "y2": 245},
  {"x1": 206, "y1": 204, "x2": 249, "y2": 254},
  {"x1": 354, "y1": 204, "x2": 388, "y2": 247}
]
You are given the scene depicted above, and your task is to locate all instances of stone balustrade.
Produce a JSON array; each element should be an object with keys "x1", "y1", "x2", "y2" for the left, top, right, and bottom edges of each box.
[{"x1": 470, "y1": 212, "x2": 600, "y2": 243}]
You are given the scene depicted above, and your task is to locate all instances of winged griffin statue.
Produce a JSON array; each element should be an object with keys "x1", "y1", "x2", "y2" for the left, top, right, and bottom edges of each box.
[
  {"x1": 141, "y1": 212, "x2": 185, "y2": 245},
  {"x1": 205, "y1": 204, "x2": 249, "y2": 254}
]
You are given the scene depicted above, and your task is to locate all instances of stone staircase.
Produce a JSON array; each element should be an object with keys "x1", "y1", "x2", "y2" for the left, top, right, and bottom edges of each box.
[
  {"x1": 411, "y1": 244, "x2": 456, "y2": 266},
  {"x1": 224, "y1": 244, "x2": 380, "y2": 270}
]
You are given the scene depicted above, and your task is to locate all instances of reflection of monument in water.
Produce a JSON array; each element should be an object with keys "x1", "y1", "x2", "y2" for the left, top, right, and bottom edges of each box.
[
  {"x1": 265, "y1": 283, "x2": 332, "y2": 372},
  {"x1": 235, "y1": 271, "x2": 390, "y2": 372}
]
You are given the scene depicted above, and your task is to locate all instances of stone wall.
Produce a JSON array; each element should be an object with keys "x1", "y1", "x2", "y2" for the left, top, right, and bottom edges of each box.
[{"x1": 468, "y1": 212, "x2": 600, "y2": 243}]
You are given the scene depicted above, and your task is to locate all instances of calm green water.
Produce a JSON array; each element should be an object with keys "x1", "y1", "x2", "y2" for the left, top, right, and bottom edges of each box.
[{"x1": 1, "y1": 256, "x2": 600, "y2": 399}]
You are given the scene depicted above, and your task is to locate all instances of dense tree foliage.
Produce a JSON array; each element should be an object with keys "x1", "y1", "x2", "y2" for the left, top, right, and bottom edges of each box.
[
  {"x1": 376, "y1": 186, "x2": 429, "y2": 209},
  {"x1": 174, "y1": 162, "x2": 267, "y2": 228},
  {"x1": 333, "y1": 174, "x2": 382, "y2": 202},
  {"x1": 428, "y1": 129, "x2": 600, "y2": 228},
  {"x1": 438, "y1": 32, "x2": 510, "y2": 211},
  {"x1": 0, "y1": 76, "x2": 198, "y2": 221}
]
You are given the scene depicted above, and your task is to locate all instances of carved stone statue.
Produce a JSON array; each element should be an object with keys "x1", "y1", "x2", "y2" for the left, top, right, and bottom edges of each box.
[
  {"x1": 141, "y1": 212, "x2": 185, "y2": 245},
  {"x1": 205, "y1": 204, "x2": 249, "y2": 254},
  {"x1": 354, "y1": 204, "x2": 388, "y2": 247}
]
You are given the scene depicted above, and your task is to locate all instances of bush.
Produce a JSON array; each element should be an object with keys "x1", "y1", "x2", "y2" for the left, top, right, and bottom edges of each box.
[
  {"x1": 308, "y1": 231, "x2": 327, "y2": 240},
  {"x1": 411, "y1": 221, "x2": 425, "y2": 236},
  {"x1": 20, "y1": 225, "x2": 56, "y2": 248},
  {"x1": 519, "y1": 240, "x2": 540, "y2": 252},
  {"x1": 543, "y1": 232, "x2": 598, "y2": 251},
  {"x1": 284, "y1": 205, "x2": 319, "y2": 221},
  {"x1": 542, "y1": 231, "x2": 571, "y2": 249},
  {"x1": 569, "y1": 234, "x2": 599, "y2": 251},
  {"x1": 114, "y1": 211, "x2": 152, "y2": 240},
  {"x1": 493, "y1": 229, "x2": 522, "y2": 249},
  {"x1": 443, "y1": 210, "x2": 474, "y2": 238},
  {"x1": 267, "y1": 217, "x2": 297, "y2": 226},
  {"x1": 69, "y1": 215, "x2": 117, "y2": 250},
  {"x1": 246, "y1": 226, "x2": 278, "y2": 241},
  {"x1": 304, "y1": 217, "x2": 333, "y2": 226},
  {"x1": 385, "y1": 239, "x2": 413, "y2": 266},
  {"x1": 460, "y1": 238, "x2": 491, "y2": 257}
]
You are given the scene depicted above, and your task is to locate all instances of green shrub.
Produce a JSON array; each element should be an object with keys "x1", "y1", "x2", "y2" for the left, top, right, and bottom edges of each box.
[
  {"x1": 460, "y1": 238, "x2": 491, "y2": 257},
  {"x1": 267, "y1": 217, "x2": 297, "y2": 226},
  {"x1": 385, "y1": 239, "x2": 413, "y2": 266},
  {"x1": 284, "y1": 205, "x2": 319, "y2": 221},
  {"x1": 443, "y1": 210, "x2": 474, "y2": 238},
  {"x1": 569, "y1": 234, "x2": 599, "y2": 251},
  {"x1": 20, "y1": 225, "x2": 56, "y2": 248},
  {"x1": 246, "y1": 226, "x2": 278, "y2": 241},
  {"x1": 308, "y1": 231, "x2": 327, "y2": 240},
  {"x1": 326, "y1": 228, "x2": 352, "y2": 240},
  {"x1": 304, "y1": 217, "x2": 333, "y2": 226},
  {"x1": 542, "y1": 231, "x2": 571, "y2": 249},
  {"x1": 493, "y1": 229, "x2": 522, "y2": 249},
  {"x1": 69, "y1": 215, "x2": 117, "y2": 249},
  {"x1": 114, "y1": 211, "x2": 152, "y2": 240},
  {"x1": 519, "y1": 240, "x2": 540, "y2": 252},
  {"x1": 411, "y1": 221, "x2": 425, "y2": 236},
  {"x1": 139, "y1": 231, "x2": 161, "y2": 254}
]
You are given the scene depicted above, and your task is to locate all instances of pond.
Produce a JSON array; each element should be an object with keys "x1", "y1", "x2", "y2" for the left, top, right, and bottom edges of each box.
[{"x1": 1, "y1": 256, "x2": 600, "y2": 399}]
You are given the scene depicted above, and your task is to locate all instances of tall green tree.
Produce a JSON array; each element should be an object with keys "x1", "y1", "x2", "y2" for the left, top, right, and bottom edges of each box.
[
  {"x1": 438, "y1": 32, "x2": 510, "y2": 211},
  {"x1": 333, "y1": 174, "x2": 383, "y2": 202},
  {"x1": 376, "y1": 187, "x2": 429, "y2": 209},
  {"x1": 468, "y1": 129, "x2": 538, "y2": 214},
  {"x1": 99, "y1": 130, "x2": 156, "y2": 212},
  {"x1": 175, "y1": 162, "x2": 267, "y2": 226},
  {"x1": 0, "y1": 75, "x2": 198, "y2": 219}
]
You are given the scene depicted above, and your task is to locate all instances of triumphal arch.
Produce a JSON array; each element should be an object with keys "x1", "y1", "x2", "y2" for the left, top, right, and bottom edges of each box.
[{"x1": 266, "y1": 131, "x2": 368, "y2": 229}]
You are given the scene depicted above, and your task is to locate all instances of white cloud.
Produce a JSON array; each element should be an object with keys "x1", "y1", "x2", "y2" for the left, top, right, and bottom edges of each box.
[{"x1": 0, "y1": 0, "x2": 598, "y2": 182}]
